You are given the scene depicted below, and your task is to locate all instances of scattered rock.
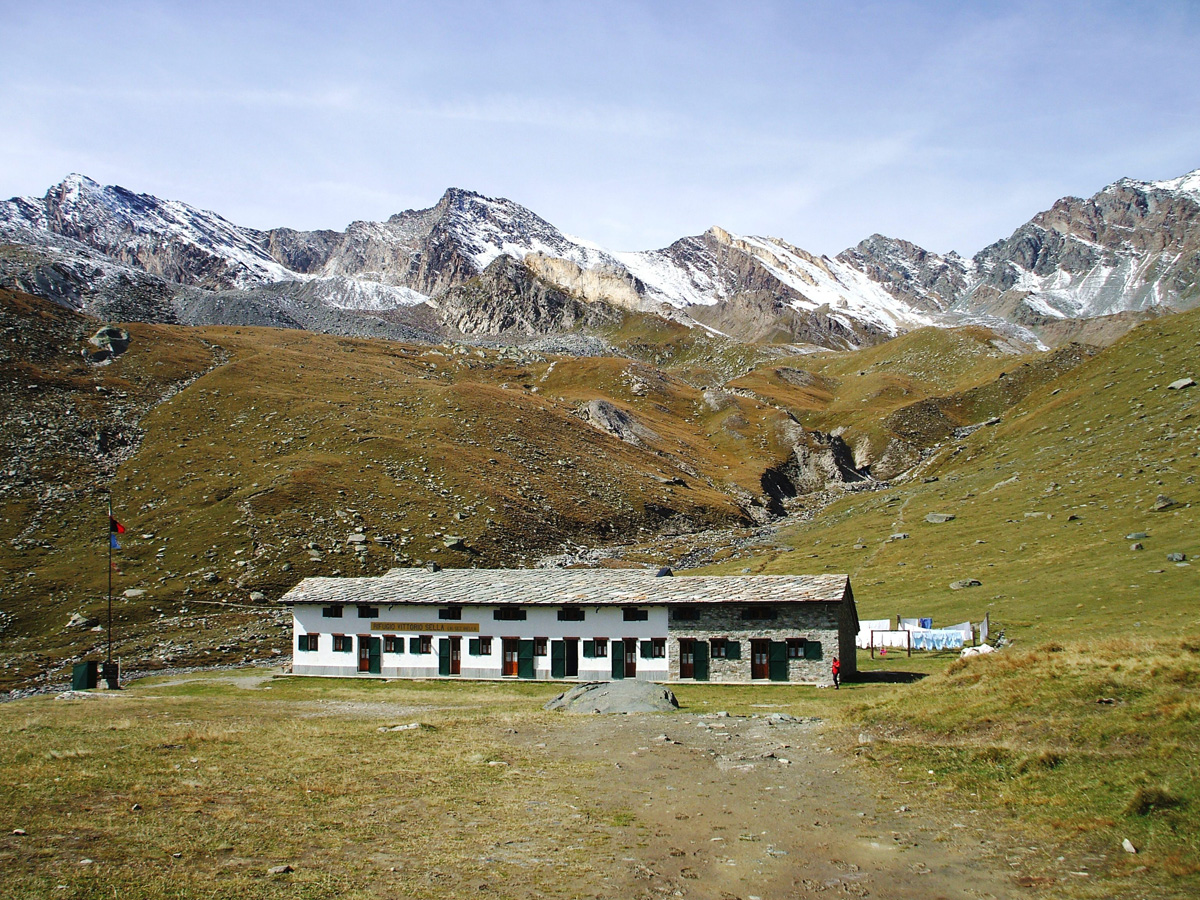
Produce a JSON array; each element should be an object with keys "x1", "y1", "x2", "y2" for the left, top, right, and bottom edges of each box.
[
  {"x1": 1126, "y1": 532, "x2": 1149, "y2": 540},
  {"x1": 346, "y1": 533, "x2": 367, "y2": 544},
  {"x1": 122, "y1": 589, "x2": 146, "y2": 599},
  {"x1": 925, "y1": 513, "x2": 955, "y2": 524},
  {"x1": 11, "y1": 829, "x2": 26, "y2": 836},
  {"x1": 1130, "y1": 543, "x2": 1144, "y2": 551},
  {"x1": 889, "y1": 533, "x2": 909, "y2": 541},
  {"x1": 950, "y1": 579, "x2": 982, "y2": 590},
  {"x1": 249, "y1": 591, "x2": 267, "y2": 602},
  {"x1": 267, "y1": 864, "x2": 294, "y2": 875},
  {"x1": 1166, "y1": 552, "x2": 1186, "y2": 562},
  {"x1": 89, "y1": 325, "x2": 130, "y2": 356},
  {"x1": 442, "y1": 535, "x2": 468, "y2": 551},
  {"x1": 1151, "y1": 495, "x2": 1178, "y2": 511},
  {"x1": 545, "y1": 680, "x2": 679, "y2": 714},
  {"x1": 78, "y1": 859, "x2": 94, "y2": 866},
  {"x1": 376, "y1": 722, "x2": 428, "y2": 733},
  {"x1": 202, "y1": 572, "x2": 220, "y2": 584},
  {"x1": 1122, "y1": 839, "x2": 1138, "y2": 854},
  {"x1": 66, "y1": 612, "x2": 99, "y2": 628},
  {"x1": 1166, "y1": 378, "x2": 1195, "y2": 391}
]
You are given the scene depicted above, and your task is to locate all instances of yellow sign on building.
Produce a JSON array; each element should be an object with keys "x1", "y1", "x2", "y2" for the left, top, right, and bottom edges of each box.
[{"x1": 371, "y1": 621, "x2": 480, "y2": 633}]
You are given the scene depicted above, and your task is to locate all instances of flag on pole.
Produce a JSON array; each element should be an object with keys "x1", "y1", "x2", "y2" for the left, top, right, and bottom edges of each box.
[
  {"x1": 109, "y1": 516, "x2": 125, "y2": 535},
  {"x1": 110, "y1": 533, "x2": 121, "y2": 549}
]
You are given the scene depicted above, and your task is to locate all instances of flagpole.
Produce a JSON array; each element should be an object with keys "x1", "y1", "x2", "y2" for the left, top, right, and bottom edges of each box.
[{"x1": 107, "y1": 495, "x2": 113, "y2": 666}]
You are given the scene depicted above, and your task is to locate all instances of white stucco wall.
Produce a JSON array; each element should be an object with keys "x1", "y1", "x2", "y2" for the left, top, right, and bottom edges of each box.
[{"x1": 291, "y1": 603, "x2": 670, "y2": 680}]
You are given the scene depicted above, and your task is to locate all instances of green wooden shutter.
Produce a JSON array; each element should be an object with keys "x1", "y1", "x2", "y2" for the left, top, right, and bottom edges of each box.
[
  {"x1": 726, "y1": 641, "x2": 741, "y2": 660},
  {"x1": 804, "y1": 640, "x2": 823, "y2": 661},
  {"x1": 551, "y1": 641, "x2": 565, "y2": 678},
  {"x1": 469, "y1": 638, "x2": 480, "y2": 656},
  {"x1": 368, "y1": 637, "x2": 381, "y2": 674},
  {"x1": 582, "y1": 640, "x2": 596, "y2": 658},
  {"x1": 640, "y1": 640, "x2": 653, "y2": 659},
  {"x1": 693, "y1": 640, "x2": 709, "y2": 681},
  {"x1": 769, "y1": 641, "x2": 789, "y2": 681},
  {"x1": 611, "y1": 640, "x2": 625, "y2": 679},
  {"x1": 438, "y1": 638, "x2": 451, "y2": 676},
  {"x1": 298, "y1": 635, "x2": 307, "y2": 652},
  {"x1": 517, "y1": 640, "x2": 535, "y2": 678},
  {"x1": 409, "y1": 637, "x2": 420, "y2": 654}
]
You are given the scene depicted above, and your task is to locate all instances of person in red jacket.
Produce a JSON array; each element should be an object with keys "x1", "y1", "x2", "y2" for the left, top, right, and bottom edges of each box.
[{"x1": 831, "y1": 657, "x2": 841, "y2": 689}]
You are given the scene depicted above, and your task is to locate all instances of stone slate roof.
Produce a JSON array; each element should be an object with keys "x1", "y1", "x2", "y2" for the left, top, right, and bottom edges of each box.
[{"x1": 281, "y1": 568, "x2": 851, "y2": 607}]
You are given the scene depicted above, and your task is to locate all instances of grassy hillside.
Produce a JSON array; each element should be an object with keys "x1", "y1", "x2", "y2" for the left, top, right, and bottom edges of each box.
[
  {"x1": 690, "y1": 308, "x2": 1200, "y2": 894},
  {"x1": 701, "y1": 307, "x2": 1200, "y2": 645}
]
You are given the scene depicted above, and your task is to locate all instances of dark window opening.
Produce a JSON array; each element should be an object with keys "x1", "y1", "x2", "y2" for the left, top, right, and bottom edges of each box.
[
  {"x1": 595, "y1": 638, "x2": 608, "y2": 658},
  {"x1": 419, "y1": 635, "x2": 432, "y2": 654},
  {"x1": 651, "y1": 638, "x2": 666, "y2": 658},
  {"x1": 494, "y1": 608, "x2": 527, "y2": 621},
  {"x1": 711, "y1": 638, "x2": 727, "y2": 659},
  {"x1": 333, "y1": 634, "x2": 352, "y2": 652},
  {"x1": 438, "y1": 607, "x2": 462, "y2": 620},
  {"x1": 322, "y1": 605, "x2": 343, "y2": 618},
  {"x1": 671, "y1": 606, "x2": 699, "y2": 621},
  {"x1": 534, "y1": 637, "x2": 548, "y2": 657},
  {"x1": 623, "y1": 608, "x2": 649, "y2": 622},
  {"x1": 358, "y1": 606, "x2": 379, "y2": 619},
  {"x1": 384, "y1": 635, "x2": 401, "y2": 653},
  {"x1": 479, "y1": 636, "x2": 492, "y2": 655},
  {"x1": 298, "y1": 634, "x2": 318, "y2": 651},
  {"x1": 787, "y1": 638, "x2": 807, "y2": 659},
  {"x1": 558, "y1": 607, "x2": 585, "y2": 621},
  {"x1": 741, "y1": 606, "x2": 776, "y2": 621}
]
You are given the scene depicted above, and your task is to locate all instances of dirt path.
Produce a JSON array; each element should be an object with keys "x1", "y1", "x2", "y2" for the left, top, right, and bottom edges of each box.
[{"x1": 508, "y1": 711, "x2": 1017, "y2": 899}]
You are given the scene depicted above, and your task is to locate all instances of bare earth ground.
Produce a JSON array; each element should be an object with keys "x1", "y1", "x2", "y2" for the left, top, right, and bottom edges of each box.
[
  {"x1": 0, "y1": 671, "x2": 1103, "y2": 900},
  {"x1": 501, "y1": 712, "x2": 1015, "y2": 900}
]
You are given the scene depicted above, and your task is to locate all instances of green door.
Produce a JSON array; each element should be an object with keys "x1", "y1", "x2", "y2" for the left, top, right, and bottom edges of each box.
[
  {"x1": 365, "y1": 636, "x2": 381, "y2": 674},
  {"x1": 693, "y1": 640, "x2": 709, "y2": 681},
  {"x1": 768, "y1": 641, "x2": 788, "y2": 681},
  {"x1": 438, "y1": 638, "x2": 451, "y2": 676},
  {"x1": 551, "y1": 640, "x2": 565, "y2": 679},
  {"x1": 611, "y1": 640, "x2": 625, "y2": 679},
  {"x1": 517, "y1": 640, "x2": 535, "y2": 679}
]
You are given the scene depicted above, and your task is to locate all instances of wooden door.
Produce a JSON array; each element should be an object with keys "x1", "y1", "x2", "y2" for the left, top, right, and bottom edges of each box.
[
  {"x1": 502, "y1": 638, "x2": 519, "y2": 676},
  {"x1": 694, "y1": 640, "x2": 709, "y2": 681},
  {"x1": 769, "y1": 640, "x2": 789, "y2": 681},
  {"x1": 564, "y1": 638, "x2": 579, "y2": 677},
  {"x1": 517, "y1": 640, "x2": 535, "y2": 679},
  {"x1": 450, "y1": 636, "x2": 461, "y2": 675},
  {"x1": 751, "y1": 639, "x2": 770, "y2": 679},
  {"x1": 551, "y1": 641, "x2": 565, "y2": 679},
  {"x1": 679, "y1": 639, "x2": 695, "y2": 679},
  {"x1": 358, "y1": 636, "x2": 380, "y2": 674},
  {"x1": 624, "y1": 639, "x2": 637, "y2": 677}
]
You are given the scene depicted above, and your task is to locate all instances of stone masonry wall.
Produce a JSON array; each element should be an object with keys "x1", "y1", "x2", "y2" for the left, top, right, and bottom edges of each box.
[{"x1": 666, "y1": 602, "x2": 840, "y2": 685}]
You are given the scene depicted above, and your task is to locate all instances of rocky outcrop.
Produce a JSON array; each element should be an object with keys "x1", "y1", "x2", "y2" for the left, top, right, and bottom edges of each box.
[
  {"x1": 574, "y1": 399, "x2": 658, "y2": 447},
  {"x1": 524, "y1": 252, "x2": 646, "y2": 311},
  {"x1": 958, "y1": 174, "x2": 1200, "y2": 320},
  {"x1": 837, "y1": 234, "x2": 968, "y2": 312},
  {"x1": 435, "y1": 255, "x2": 621, "y2": 336}
]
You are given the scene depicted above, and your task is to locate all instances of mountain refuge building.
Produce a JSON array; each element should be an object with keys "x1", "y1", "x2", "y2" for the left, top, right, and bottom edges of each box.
[{"x1": 282, "y1": 568, "x2": 858, "y2": 685}]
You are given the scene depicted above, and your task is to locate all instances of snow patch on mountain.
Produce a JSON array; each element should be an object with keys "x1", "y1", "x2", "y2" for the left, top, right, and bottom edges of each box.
[{"x1": 1115, "y1": 168, "x2": 1200, "y2": 200}]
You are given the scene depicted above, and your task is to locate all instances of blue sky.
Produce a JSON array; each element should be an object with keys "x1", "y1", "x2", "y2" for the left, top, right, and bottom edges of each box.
[{"x1": 2, "y1": 1, "x2": 1198, "y2": 256}]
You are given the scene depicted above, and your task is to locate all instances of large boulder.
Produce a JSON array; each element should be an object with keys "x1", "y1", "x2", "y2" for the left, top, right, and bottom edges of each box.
[{"x1": 544, "y1": 680, "x2": 679, "y2": 714}]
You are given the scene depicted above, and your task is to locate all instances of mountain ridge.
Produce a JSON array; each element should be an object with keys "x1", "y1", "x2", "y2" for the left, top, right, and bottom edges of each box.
[{"x1": 2, "y1": 168, "x2": 1198, "y2": 349}]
